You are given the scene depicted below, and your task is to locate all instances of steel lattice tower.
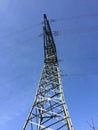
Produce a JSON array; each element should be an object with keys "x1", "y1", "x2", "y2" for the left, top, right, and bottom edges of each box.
[{"x1": 23, "y1": 14, "x2": 73, "y2": 130}]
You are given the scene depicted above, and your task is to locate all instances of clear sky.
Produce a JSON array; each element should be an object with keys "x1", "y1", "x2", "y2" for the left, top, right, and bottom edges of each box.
[{"x1": 0, "y1": 0, "x2": 98, "y2": 130}]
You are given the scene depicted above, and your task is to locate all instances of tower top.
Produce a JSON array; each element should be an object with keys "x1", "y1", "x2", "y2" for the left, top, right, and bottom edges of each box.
[
  {"x1": 43, "y1": 14, "x2": 58, "y2": 64},
  {"x1": 43, "y1": 14, "x2": 47, "y2": 19}
]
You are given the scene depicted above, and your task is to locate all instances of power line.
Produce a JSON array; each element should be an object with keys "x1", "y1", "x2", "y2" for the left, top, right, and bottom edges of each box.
[
  {"x1": 61, "y1": 72, "x2": 98, "y2": 77},
  {"x1": 0, "y1": 69, "x2": 34, "y2": 88},
  {"x1": 0, "y1": 23, "x2": 40, "y2": 40},
  {"x1": 0, "y1": 38, "x2": 33, "y2": 56},
  {"x1": 0, "y1": 25, "x2": 98, "y2": 56},
  {"x1": 37, "y1": 26, "x2": 98, "y2": 40},
  {"x1": 0, "y1": 13, "x2": 98, "y2": 40},
  {"x1": 0, "y1": 34, "x2": 41, "y2": 57},
  {"x1": 57, "y1": 26, "x2": 98, "y2": 35},
  {"x1": 0, "y1": 14, "x2": 98, "y2": 39},
  {"x1": 50, "y1": 13, "x2": 98, "y2": 23},
  {"x1": 0, "y1": 26, "x2": 98, "y2": 56}
]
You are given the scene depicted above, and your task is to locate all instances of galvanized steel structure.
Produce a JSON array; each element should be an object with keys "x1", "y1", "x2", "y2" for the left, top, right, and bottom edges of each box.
[{"x1": 23, "y1": 14, "x2": 73, "y2": 130}]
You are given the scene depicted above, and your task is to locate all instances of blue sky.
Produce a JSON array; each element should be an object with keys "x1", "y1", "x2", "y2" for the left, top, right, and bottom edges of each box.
[{"x1": 0, "y1": 0, "x2": 98, "y2": 130}]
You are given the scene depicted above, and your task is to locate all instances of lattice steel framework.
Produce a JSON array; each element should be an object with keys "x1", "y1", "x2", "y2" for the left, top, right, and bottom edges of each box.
[{"x1": 23, "y1": 14, "x2": 73, "y2": 130}]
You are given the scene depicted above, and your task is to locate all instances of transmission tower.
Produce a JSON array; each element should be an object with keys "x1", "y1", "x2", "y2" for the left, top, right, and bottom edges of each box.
[{"x1": 23, "y1": 14, "x2": 73, "y2": 130}]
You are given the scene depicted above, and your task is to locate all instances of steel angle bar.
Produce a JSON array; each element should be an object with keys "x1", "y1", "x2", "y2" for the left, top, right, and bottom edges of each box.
[
  {"x1": 36, "y1": 103, "x2": 65, "y2": 117},
  {"x1": 35, "y1": 107, "x2": 64, "y2": 118},
  {"x1": 29, "y1": 121, "x2": 53, "y2": 130},
  {"x1": 56, "y1": 124, "x2": 67, "y2": 130},
  {"x1": 41, "y1": 118, "x2": 67, "y2": 130}
]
